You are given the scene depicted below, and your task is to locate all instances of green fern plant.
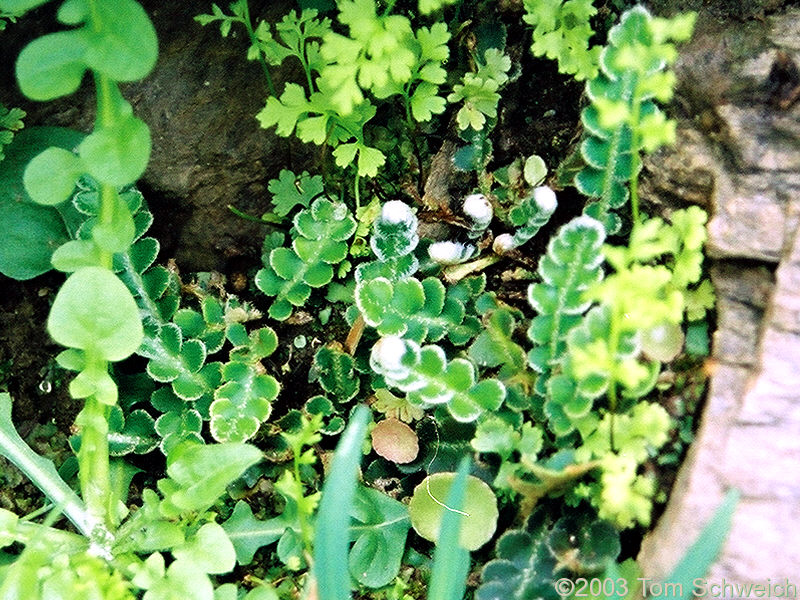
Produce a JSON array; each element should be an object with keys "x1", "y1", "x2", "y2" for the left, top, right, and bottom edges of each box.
[
  {"x1": 476, "y1": 506, "x2": 620, "y2": 600},
  {"x1": 370, "y1": 335, "x2": 505, "y2": 423},
  {"x1": 0, "y1": 104, "x2": 24, "y2": 162},
  {"x1": 522, "y1": 0, "x2": 602, "y2": 81},
  {"x1": 256, "y1": 197, "x2": 357, "y2": 320},
  {"x1": 574, "y1": 6, "x2": 696, "y2": 232},
  {"x1": 526, "y1": 215, "x2": 606, "y2": 411},
  {"x1": 448, "y1": 48, "x2": 511, "y2": 132}
]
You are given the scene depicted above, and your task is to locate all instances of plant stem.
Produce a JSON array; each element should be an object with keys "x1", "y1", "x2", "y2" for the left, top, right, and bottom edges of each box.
[
  {"x1": 442, "y1": 254, "x2": 501, "y2": 283},
  {"x1": 75, "y1": 395, "x2": 114, "y2": 551},
  {"x1": 354, "y1": 171, "x2": 361, "y2": 213},
  {"x1": 241, "y1": 0, "x2": 277, "y2": 96}
]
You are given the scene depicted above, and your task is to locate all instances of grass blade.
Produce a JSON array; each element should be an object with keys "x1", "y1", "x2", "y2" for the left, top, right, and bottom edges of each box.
[
  {"x1": 656, "y1": 488, "x2": 740, "y2": 600},
  {"x1": 313, "y1": 404, "x2": 370, "y2": 600},
  {"x1": 427, "y1": 457, "x2": 471, "y2": 600}
]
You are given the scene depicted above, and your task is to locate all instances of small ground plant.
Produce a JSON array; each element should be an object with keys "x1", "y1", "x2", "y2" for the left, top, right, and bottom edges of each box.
[{"x1": 0, "y1": 0, "x2": 735, "y2": 599}]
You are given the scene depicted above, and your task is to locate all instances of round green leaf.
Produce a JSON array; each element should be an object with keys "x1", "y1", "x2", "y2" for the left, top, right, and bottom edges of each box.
[
  {"x1": 16, "y1": 31, "x2": 88, "y2": 101},
  {"x1": 23, "y1": 146, "x2": 84, "y2": 205},
  {"x1": 83, "y1": 0, "x2": 158, "y2": 81},
  {"x1": 47, "y1": 266, "x2": 143, "y2": 361},
  {"x1": 408, "y1": 472, "x2": 498, "y2": 550},
  {"x1": 524, "y1": 154, "x2": 547, "y2": 186},
  {"x1": 79, "y1": 116, "x2": 150, "y2": 186},
  {"x1": 0, "y1": 201, "x2": 70, "y2": 279}
]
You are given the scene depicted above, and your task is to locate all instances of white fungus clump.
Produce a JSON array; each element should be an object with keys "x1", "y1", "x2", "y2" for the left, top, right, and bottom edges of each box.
[
  {"x1": 428, "y1": 241, "x2": 473, "y2": 265},
  {"x1": 462, "y1": 193, "x2": 493, "y2": 231},
  {"x1": 492, "y1": 233, "x2": 517, "y2": 254},
  {"x1": 380, "y1": 200, "x2": 415, "y2": 225},
  {"x1": 532, "y1": 185, "x2": 558, "y2": 214}
]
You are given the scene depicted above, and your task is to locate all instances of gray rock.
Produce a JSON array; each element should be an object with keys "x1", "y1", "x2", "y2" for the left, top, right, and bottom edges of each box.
[{"x1": 639, "y1": 6, "x2": 800, "y2": 584}]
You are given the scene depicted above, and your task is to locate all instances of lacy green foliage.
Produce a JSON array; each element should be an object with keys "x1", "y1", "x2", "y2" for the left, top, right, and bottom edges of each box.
[
  {"x1": 560, "y1": 208, "x2": 713, "y2": 426},
  {"x1": 595, "y1": 206, "x2": 715, "y2": 323},
  {"x1": 526, "y1": 216, "x2": 605, "y2": 406},
  {"x1": 418, "y1": 0, "x2": 457, "y2": 14},
  {"x1": 476, "y1": 508, "x2": 620, "y2": 600},
  {"x1": 311, "y1": 346, "x2": 360, "y2": 403},
  {"x1": 230, "y1": 0, "x2": 451, "y2": 176},
  {"x1": 256, "y1": 198, "x2": 357, "y2": 320},
  {"x1": 370, "y1": 336, "x2": 505, "y2": 422},
  {"x1": 318, "y1": 0, "x2": 451, "y2": 118},
  {"x1": 0, "y1": 104, "x2": 24, "y2": 162},
  {"x1": 523, "y1": 0, "x2": 601, "y2": 81},
  {"x1": 356, "y1": 276, "x2": 477, "y2": 345},
  {"x1": 447, "y1": 49, "x2": 511, "y2": 131},
  {"x1": 572, "y1": 402, "x2": 671, "y2": 528},
  {"x1": 575, "y1": 6, "x2": 695, "y2": 232},
  {"x1": 267, "y1": 169, "x2": 324, "y2": 218},
  {"x1": 471, "y1": 414, "x2": 543, "y2": 465}
]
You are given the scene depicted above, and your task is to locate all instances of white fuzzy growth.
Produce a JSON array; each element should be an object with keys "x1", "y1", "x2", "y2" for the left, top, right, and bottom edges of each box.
[
  {"x1": 371, "y1": 336, "x2": 410, "y2": 375},
  {"x1": 380, "y1": 200, "x2": 414, "y2": 225},
  {"x1": 492, "y1": 233, "x2": 517, "y2": 254},
  {"x1": 533, "y1": 186, "x2": 558, "y2": 214},
  {"x1": 462, "y1": 193, "x2": 493, "y2": 228},
  {"x1": 428, "y1": 241, "x2": 473, "y2": 265}
]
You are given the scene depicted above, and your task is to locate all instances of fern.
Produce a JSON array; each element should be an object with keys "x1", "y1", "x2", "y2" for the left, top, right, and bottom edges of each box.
[
  {"x1": 0, "y1": 104, "x2": 24, "y2": 162},
  {"x1": 575, "y1": 6, "x2": 696, "y2": 231},
  {"x1": 256, "y1": 198, "x2": 357, "y2": 320},
  {"x1": 476, "y1": 508, "x2": 620, "y2": 600},
  {"x1": 523, "y1": 0, "x2": 601, "y2": 81},
  {"x1": 370, "y1": 336, "x2": 505, "y2": 423},
  {"x1": 448, "y1": 49, "x2": 511, "y2": 132},
  {"x1": 526, "y1": 216, "x2": 606, "y2": 405},
  {"x1": 356, "y1": 276, "x2": 475, "y2": 345}
]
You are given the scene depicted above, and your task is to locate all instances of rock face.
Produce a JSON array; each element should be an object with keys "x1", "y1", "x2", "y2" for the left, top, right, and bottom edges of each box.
[
  {"x1": 0, "y1": 1, "x2": 307, "y2": 272},
  {"x1": 637, "y1": 6, "x2": 800, "y2": 584}
]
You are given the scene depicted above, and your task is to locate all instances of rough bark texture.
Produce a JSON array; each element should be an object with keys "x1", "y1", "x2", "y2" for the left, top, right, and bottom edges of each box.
[{"x1": 637, "y1": 5, "x2": 800, "y2": 583}]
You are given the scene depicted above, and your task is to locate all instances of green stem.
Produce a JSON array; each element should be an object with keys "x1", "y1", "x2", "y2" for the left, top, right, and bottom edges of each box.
[
  {"x1": 628, "y1": 83, "x2": 644, "y2": 227},
  {"x1": 75, "y1": 395, "x2": 114, "y2": 549},
  {"x1": 354, "y1": 171, "x2": 361, "y2": 213},
  {"x1": 241, "y1": 0, "x2": 277, "y2": 96}
]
